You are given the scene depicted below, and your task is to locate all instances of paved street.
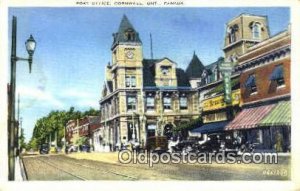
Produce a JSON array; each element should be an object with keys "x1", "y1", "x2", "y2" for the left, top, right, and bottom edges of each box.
[{"x1": 22, "y1": 153, "x2": 290, "y2": 180}]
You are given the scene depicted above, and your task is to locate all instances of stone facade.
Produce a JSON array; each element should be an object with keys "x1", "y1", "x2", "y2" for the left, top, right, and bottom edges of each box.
[{"x1": 99, "y1": 15, "x2": 199, "y2": 150}]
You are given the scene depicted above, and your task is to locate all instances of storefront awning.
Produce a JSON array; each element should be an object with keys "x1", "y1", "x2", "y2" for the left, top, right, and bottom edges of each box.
[
  {"x1": 225, "y1": 104, "x2": 276, "y2": 130},
  {"x1": 259, "y1": 101, "x2": 291, "y2": 126},
  {"x1": 191, "y1": 121, "x2": 229, "y2": 134}
]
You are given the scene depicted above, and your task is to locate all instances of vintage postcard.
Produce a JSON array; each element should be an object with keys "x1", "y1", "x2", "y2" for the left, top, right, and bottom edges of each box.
[{"x1": 0, "y1": 0, "x2": 299, "y2": 191}]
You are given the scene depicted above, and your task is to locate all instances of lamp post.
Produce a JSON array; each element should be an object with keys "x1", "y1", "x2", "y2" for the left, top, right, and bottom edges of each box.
[{"x1": 8, "y1": 16, "x2": 36, "y2": 180}]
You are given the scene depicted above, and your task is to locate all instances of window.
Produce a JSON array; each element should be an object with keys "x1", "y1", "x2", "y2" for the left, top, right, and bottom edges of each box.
[
  {"x1": 252, "y1": 22, "x2": 261, "y2": 39},
  {"x1": 147, "y1": 124, "x2": 156, "y2": 137},
  {"x1": 127, "y1": 122, "x2": 133, "y2": 140},
  {"x1": 228, "y1": 25, "x2": 238, "y2": 44},
  {"x1": 180, "y1": 95, "x2": 188, "y2": 110},
  {"x1": 229, "y1": 28, "x2": 236, "y2": 43},
  {"x1": 125, "y1": 29, "x2": 135, "y2": 41},
  {"x1": 127, "y1": 96, "x2": 136, "y2": 111},
  {"x1": 125, "y1": 76, "x2": 136, "y2": 87},
  {"x1": 146, "y1": 96, "x2": 155, "y2": 110},
  {"x1": 201, "y1": 71, "x2": 208, "y2": 85},
  {"x1": 163, "y1": 96, "x2": 172, "y2": 110},
  {"x1": 161, "y1": 66, "x2": 171, "y2": 75},
  {"x1": 245, "y1": 74, "x2": 257, "y2": 94},
  {"x1": 270, "y1": 64, "x2": 285, "y2": 87}
]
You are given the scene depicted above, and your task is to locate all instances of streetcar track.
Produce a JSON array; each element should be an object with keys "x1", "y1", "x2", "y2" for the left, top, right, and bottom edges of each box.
[
  {"x1": 46, "y1": 156, "x2": 138, "y2": 180},
  {"x1": 33, "y1": 157, "x2": 87, "y2": 180}
]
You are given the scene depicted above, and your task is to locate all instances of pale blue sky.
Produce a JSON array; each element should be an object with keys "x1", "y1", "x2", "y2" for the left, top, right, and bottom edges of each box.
[{"x1": 8, "y1": 7, "x2": 290, "y2": 141}]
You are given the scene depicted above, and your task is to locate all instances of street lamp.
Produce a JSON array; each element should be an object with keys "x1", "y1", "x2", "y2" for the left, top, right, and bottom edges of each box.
[
  {"x1": 8, "y1": 16, "x2": 36, "y2": 181},
  {"x1": 25, "y1": 35, "x2": 36, "y2": 73}
]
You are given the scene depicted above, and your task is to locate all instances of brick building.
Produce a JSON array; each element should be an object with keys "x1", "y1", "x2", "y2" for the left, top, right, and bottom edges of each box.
[
  {"x1": 66, "y1": 116, "x2": 101, "y2": 149},
  {"x1": 225, "y1": 27, "x2": 291, "y2": 152}
]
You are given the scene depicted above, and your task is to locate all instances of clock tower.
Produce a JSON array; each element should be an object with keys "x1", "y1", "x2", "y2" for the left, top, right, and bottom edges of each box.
[{"x1": 110, "y1": 14, "x2": 143, "y2": 89}]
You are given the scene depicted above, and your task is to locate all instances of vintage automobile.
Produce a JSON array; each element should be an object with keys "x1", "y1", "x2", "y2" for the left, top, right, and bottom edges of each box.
[
  {"x1": 146, "y1": 136, "x2": 168, "y2": 153},
  {"x1": 169, "y1": 133, "x2": 246, "y2": 154},
  {"x1": 39, "y1": 143, "x2": 49, "y2": 154}
]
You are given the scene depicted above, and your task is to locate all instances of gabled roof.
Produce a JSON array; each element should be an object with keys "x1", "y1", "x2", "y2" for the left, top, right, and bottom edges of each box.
[
  {"x1": 205, "y1": 57, "x2": 224, "y2": 71},
  {"x1": 176, "y1": 68, "x2": 191, "y2": 87},
  {"x1": 111, "y1": 15, "x2": 142, "y2": 49},
  {"x1": 143, "y1": 58, "x2": 190, "y2": 87},
  {"x1": 143, "y1": 59, "x2": 158, "y2": 87},
  {"x1": 185, "y1": 52, "x2": 205, "y2": 79}
]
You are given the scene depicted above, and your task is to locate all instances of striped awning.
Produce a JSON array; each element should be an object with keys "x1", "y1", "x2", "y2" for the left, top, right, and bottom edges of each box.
[
  {"x1": 259, "y1": 101, "x2": 291, "y2": 126},
  {"x1": 225, "y1": 104, "x2": 276, "y2": 130}
]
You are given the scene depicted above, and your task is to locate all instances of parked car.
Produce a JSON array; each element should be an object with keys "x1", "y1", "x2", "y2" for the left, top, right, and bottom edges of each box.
[
  {"x1": 68, "y1": 145, "x2": 78, "y2": 153},
  {"x1": 81, "y1": 144, "x2": 91, "y2": 152},
  {"x1": 146, "y1": 136, "x2": 168, "y2": 153},
  {"x1": 39, "y1": 144, "x2": 49, "y2": 154}
]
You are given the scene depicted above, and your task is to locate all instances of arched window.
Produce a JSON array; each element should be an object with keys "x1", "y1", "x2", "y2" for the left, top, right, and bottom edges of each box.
[
  {"x1": 227, "y1": 24, "x2": 238, "y2": 44},
  {"x1": 125, "y1": 29, "x2": 135, "y2": 41},
  {"x1": 251, "y1": 22, "x2": 261, "y2": 39}
]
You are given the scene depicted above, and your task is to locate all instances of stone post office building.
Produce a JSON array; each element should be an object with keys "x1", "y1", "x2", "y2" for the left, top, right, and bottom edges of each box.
[{"x1": 99, "y1": 15, "x2": 200, "y2": 149}]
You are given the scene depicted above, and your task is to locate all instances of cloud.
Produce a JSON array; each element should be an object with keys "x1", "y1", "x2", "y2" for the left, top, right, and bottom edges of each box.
[
  {"x1": 59, "y1": 88, "x2": 95, "y2": 99},
  {"x1": 58, "y1": 88, "x2": 100, "y2": 109},
  {"x1": 16, "y1": 85, "x2": 64, "y2": 109},
  {"x1": 77, "y1": 99, "x2": 99, "y2": 109}
]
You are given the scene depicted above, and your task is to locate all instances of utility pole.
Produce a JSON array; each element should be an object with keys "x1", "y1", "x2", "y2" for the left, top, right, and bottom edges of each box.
[
  {"x1": 8, "y1": 16, "x2": 17, "y2": 180},
  {"x1": 16, "y1": 94, "x2": 20, "y2": 157},
  {"x1": 150, "y1": 33, "x2": 153, "y2": 59}
]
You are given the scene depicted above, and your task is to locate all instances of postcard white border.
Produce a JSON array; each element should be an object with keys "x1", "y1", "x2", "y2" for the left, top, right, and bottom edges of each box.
[{"x1": 0, "y1": 0, "x2": 299, "y2": 191}]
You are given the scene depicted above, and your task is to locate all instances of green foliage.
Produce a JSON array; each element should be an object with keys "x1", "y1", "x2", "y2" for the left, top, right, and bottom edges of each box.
[
  {"x1": 76, "y1": 136, "x2": 88, "y2": 146},
  {"x1": 174, "y1": 117, "x2": 202, "y2": 132},
  {"x1": 27, "y1": 137, "x2": 38, "y2": 151},
  {"x1": 29, "y1": 107, "x2": 100, "y2": 148},
  {"x1": 19, "y1": 128, "x2": 26, "y2": 150}
]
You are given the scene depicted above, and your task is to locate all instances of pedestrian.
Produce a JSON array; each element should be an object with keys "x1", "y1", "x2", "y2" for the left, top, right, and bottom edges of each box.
[{"x1": 274, "y1": 130, "x2": 283, "y2": 152}]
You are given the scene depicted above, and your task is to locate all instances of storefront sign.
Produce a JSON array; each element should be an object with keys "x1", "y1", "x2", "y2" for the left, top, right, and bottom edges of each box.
[
  {"x1": 202, "y1": 90, "x2": 241, "y2": 111},
  {"x1": 220, "y1": 62, "x2": 233, "y2": 104}
]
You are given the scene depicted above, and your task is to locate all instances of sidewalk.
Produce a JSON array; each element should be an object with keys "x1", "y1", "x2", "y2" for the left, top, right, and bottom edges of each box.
[{"x1": 15, "y1": 157, "x2": 25, "y2": 181}]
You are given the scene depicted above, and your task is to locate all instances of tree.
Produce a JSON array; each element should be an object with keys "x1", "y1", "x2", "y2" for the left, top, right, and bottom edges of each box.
[
  {"x1": 174, "y1": 117, "x2": 202, "y2": 132},
  {"x1": 29, "y1": 107, "x2": 100, "y2": 149},
  {"x1": 19, "y1": 128, "x2": 26, "y2": 151},
  {"x1": 76, "y1": 137, "x2": 88, "y2": 146}
]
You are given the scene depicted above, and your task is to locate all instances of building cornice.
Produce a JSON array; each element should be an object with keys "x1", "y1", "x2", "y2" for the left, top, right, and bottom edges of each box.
[
  {"x1": 223, "y1": 39, "x2": 261, "y2": 50},
  {"x1": 235, "y1": 45, "x2": 290, "y2": 72}
]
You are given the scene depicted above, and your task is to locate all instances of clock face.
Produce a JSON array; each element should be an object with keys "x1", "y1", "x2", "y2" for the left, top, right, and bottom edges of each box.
[{"x1": 126, "y1": 50, "x2": 134, "y2": 59}]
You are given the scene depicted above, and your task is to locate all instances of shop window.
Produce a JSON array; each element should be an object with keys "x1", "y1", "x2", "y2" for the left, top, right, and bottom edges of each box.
[
  {"x1": 270, "y1": 64, "x2": 285, "y2": 88},
  {"x1": 163, "y1": 95, "x2": 172, "y2": 110},
  {"x1": 127, "y1": 95, "x2": 136, "y2": 111},
  {"x1": 180, "y1": 96, "x2": 188, "y2": 110},
  {"x1": 245, "y1": 74, "x2": 257, "y2": 94}
]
